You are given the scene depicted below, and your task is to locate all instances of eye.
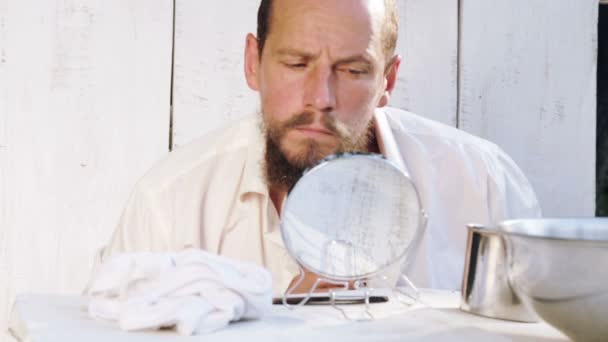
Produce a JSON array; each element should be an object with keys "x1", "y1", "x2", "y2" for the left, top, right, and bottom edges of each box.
[
  {"x1": 338, "y1": 67, "x2": 368, "y2": 76},
  {"x1": 283, "y1": 62, "x2": 307, "y2": 69},
  {"x1": 347, "y1": 68, "x2": 366, "y2": 75}
]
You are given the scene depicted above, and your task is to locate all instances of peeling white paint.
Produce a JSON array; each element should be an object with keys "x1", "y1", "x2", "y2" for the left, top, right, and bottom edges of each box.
[
  {"x1": 0, "y1": 0, "x2": 173, "y2": 338},
  {"x1": 458, "y1": 0, "x2": 597, "y2": 216}
]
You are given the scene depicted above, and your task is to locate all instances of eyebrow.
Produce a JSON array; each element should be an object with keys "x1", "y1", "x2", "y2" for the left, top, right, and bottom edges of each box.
[
  {"x1": 274, "y1": 48, "x2": 373, "y2": 66},
  {"x1": 274, "y1": 48, "x2": 316, "y2": 59},
  {"x1": 334, "y1": 55, "x2": 373, "y2": 66}
]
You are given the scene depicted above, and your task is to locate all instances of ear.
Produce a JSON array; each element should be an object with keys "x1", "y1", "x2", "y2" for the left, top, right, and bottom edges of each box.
[
  {"x1": 244, "y1": 33, "x2": 261, "y2": 91},
  {"x1": 377, "y1": 55, "x2": 402, "y2": 107}
]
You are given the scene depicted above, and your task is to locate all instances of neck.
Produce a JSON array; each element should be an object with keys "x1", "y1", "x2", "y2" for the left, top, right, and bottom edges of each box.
[
  {"x1": 367, "y1": 128, "x2": 380, "y2": 154},
  {"x1": 269, "y1": 186, "x2": 287, "y2": 217}
]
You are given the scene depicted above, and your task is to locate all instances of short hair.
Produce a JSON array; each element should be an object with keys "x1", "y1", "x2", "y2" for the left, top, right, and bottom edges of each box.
[
  {"x1": 256, "y1": 0, "x2": 399, "y2": 62},
  {"x1": 256, "y1": 0, "x2": 273, "y2": 58}
]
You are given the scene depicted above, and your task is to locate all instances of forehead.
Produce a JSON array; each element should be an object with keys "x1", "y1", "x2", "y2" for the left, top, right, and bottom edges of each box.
[{"x1": 267, "y1": 0, "x2": 386, "y2": 58}]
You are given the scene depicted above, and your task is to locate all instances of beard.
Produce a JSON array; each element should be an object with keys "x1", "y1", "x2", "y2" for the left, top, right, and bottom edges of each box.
[{"x1": 261, "y1": 111, "x2": 374, "y2": 191}]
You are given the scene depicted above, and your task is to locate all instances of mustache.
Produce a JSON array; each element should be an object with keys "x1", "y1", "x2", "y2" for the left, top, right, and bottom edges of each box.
[{"x1": 281, "y1": 112, "x2": 341, "y2": 136}]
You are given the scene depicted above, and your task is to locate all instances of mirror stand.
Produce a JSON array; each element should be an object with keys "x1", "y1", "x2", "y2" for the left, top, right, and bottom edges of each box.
[
  {"x1": 278, "y1": 154, "x2": 428, "y2": 321},
  {"x1": 281, "y1": 265, "x2": 350, "y2": 308},
  {"x1": 328, "y1": 288, "x2": 375, "y2": 321},
  {"x1": 281, "y1": 267, "x2": 424, "y2": 321},
  {"x1": 378, "y1": 274, "x2": 423, "y2": 306}
]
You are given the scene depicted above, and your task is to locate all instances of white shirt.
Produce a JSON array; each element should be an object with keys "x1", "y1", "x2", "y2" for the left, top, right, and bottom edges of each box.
[{"x1": 101, "y1": 107, "x2": 541, "y2": 294}]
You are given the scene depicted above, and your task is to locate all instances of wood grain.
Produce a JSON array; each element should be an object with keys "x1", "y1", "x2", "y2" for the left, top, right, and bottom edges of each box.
[
  {"x1": 458, "y1": 0, "x2": 597, "y2": 216},
  {"x1": 171, "y1": 0, "x2": 260, "y2": 147},
  {"x1": 394, "y1": 0, "x2": 459, "y2": 125},
  {"x1": 0, "y1": 0, "x2": 173, "y2": 336}
]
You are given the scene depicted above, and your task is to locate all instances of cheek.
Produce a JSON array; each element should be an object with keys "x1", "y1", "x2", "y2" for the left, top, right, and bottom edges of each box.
[
  {"x1": 259, "y1": 69, "x2": 303, "y2": 121},
  {"x1": 335, "y1": 82, "x2": 378, "y2": 132}
]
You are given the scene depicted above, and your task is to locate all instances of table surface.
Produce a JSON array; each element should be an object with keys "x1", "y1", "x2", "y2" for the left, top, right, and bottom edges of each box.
[{"x1": 8, "y1": 289, "x2": 570, "y2": 342}]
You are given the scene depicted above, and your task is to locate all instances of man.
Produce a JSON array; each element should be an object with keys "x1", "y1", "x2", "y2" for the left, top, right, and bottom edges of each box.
[{"x1": 102, "y1": 0, "x2": 540, "y2": 295}]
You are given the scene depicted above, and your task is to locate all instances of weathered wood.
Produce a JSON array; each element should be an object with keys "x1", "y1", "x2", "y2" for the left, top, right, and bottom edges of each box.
[
  {"x1": 171, "y1": 0, "x2": 260, "y2": 147},
  {"x1": 171, "y1": 0, "x2": 459, "y2": 147},
  {"x1": 0, "y1": 0, "x2": 173, "y2": 336},
  {"x1": 458, "y1": 0, "x2": 597, "y2": 216},
  {"x1": 394, "y1": 0, "x2": 459, "y2": 125}
]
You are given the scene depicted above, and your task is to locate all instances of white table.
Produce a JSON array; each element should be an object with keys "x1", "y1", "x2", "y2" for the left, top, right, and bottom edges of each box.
[{"x1": 8, "y1": 289, "x2": 569, "y2": 342}]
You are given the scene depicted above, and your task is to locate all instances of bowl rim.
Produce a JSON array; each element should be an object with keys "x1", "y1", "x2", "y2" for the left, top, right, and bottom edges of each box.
[{"x1": 498, "y1": 218, "x2": 608, "y2": 241}]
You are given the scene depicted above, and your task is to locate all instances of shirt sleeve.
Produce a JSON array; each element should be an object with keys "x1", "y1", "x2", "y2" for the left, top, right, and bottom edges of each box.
[
  {"x1": 485, "y1": 143, "x2": 542, "y2": 223},
  {"x1": 101, "y1": 183, "x2": 172, "y2": 261}
]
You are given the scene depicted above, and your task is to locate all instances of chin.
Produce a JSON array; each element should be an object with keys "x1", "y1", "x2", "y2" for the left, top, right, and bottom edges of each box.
[{"x1": 282, "y1": 139, "x2": 338, "y2": 168}]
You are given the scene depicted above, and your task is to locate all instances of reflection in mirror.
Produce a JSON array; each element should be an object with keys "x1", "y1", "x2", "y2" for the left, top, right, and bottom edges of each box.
[{"x1": 279, "y1": 153, "x2": 426, "y2": 316}]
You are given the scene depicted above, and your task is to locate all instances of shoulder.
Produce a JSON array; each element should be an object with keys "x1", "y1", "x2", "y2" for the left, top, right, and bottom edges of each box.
[
  {"x1": 135, "y1": 116, "x2": 260, "y2": 194},
  {"x1": 381, "y1": 107, "x2": 541, "y2": 218},
  {"x1": 381, "y1": 106, "x2": 502, "y2": 157},
  {"x1": 381, "y1": 106, "x2": 527, "y2": 193}
]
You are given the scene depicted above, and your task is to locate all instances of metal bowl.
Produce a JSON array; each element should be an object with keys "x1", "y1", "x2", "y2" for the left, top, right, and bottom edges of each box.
[
  {"x1": 460, "y1": 224, "x2": 539, "y2": 322},
  {"x1": 499, "y1": 218, "x2": 608, "y2": 342}
]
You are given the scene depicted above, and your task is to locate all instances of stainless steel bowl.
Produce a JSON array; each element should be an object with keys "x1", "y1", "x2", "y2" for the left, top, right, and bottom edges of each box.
[
  {"x1": 499, "y1": 218, "x2": 608, "y2": 342},
  {"x1": 460, "y1": 224, "x2": 538, "y2": 322}
]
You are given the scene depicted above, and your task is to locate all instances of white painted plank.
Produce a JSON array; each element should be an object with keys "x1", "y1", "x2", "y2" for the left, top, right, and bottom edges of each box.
[
  {"x1": 171, "y1": 0, "x2": 260, "y2": 147},
  {"x1": 393, "y1": 0, "x2": 459, "y2": 126},
  {"x1": 172, "y1": 1, "x2": 459, "y2": 147},
  {"x1": 458, "y1": 0, "x2": 597, "y2": 216},
  {"x1": 0, "y1": 0, "x2": 173, "y2": 337},
  {"x1": 0, "y1": 0, "x2": 10, "y2": 337}
]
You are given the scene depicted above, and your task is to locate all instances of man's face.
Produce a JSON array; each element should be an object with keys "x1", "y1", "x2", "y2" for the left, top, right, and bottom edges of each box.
[{"x1": 246, "y1": 0, "x2": 399, "y2": 188}]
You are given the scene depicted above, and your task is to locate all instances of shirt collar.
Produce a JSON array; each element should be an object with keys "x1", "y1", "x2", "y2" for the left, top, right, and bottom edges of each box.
[
  {"x1": 374, "y1": 108, "x2": 411, "y2": 178},
  {"x1": 240, "y1": 117, "x2": 269, "y2": 198},
  {"x1": 238, "y1": 109, "x2": 411, "y2": 199}
]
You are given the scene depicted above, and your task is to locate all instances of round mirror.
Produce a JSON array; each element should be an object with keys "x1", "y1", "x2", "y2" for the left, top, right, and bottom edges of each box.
[{"x1": 280, "y1": 153, "x2": 424, "y2": 282}]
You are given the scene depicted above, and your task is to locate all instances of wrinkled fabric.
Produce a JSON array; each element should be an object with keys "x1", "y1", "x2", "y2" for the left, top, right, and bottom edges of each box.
[
  {"x1": 99, "y1": 107, "x2": 541, "y2": 294},
  {"x1": 87, "y1": 249, "x2": 273, "y2": 335}
]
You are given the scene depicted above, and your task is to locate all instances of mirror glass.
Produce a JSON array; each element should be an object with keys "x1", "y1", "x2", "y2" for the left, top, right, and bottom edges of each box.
[{"x1": 280, "y1": 153, "x2": 424, "y2": 281}]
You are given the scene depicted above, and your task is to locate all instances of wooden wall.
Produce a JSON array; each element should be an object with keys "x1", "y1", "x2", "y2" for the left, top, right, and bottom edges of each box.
[
  {"x1": 0, "y1": 0, "x2": 598, "y2": 338},
  {"x1": 0, "y1": 0, "x2": 173, "y2": 338},
  {"x1": 171, "y1": 0, "x2": 260, "y2": 147},
  {"x1": 458, "y1": 0, "x2": 598, "y2": 216}
]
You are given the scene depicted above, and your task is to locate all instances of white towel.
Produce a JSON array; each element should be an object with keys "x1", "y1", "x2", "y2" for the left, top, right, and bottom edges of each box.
[{"x1": 87, "y1": 249, "x2": 273, "y2": 335}]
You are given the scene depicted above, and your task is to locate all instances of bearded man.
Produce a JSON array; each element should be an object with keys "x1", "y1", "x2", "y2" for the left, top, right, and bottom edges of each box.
[{"x1": 102, "y1": 0, "x2": 540, "y2": 294}]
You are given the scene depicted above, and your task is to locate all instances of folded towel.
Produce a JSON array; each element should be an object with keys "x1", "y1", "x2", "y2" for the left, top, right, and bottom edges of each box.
[{"x1": 87, "y1": 249, "x2": 273, "y2": 335}]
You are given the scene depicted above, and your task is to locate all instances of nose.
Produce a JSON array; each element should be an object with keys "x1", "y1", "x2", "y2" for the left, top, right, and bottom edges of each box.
[{"x1": 303, "y1": 65, "x2": 336, "y2": 113}]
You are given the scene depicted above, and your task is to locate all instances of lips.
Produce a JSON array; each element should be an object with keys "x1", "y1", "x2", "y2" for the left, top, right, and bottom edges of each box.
[{"x1": 294, "y1": 126, "x2": 335, "y2": 137}]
